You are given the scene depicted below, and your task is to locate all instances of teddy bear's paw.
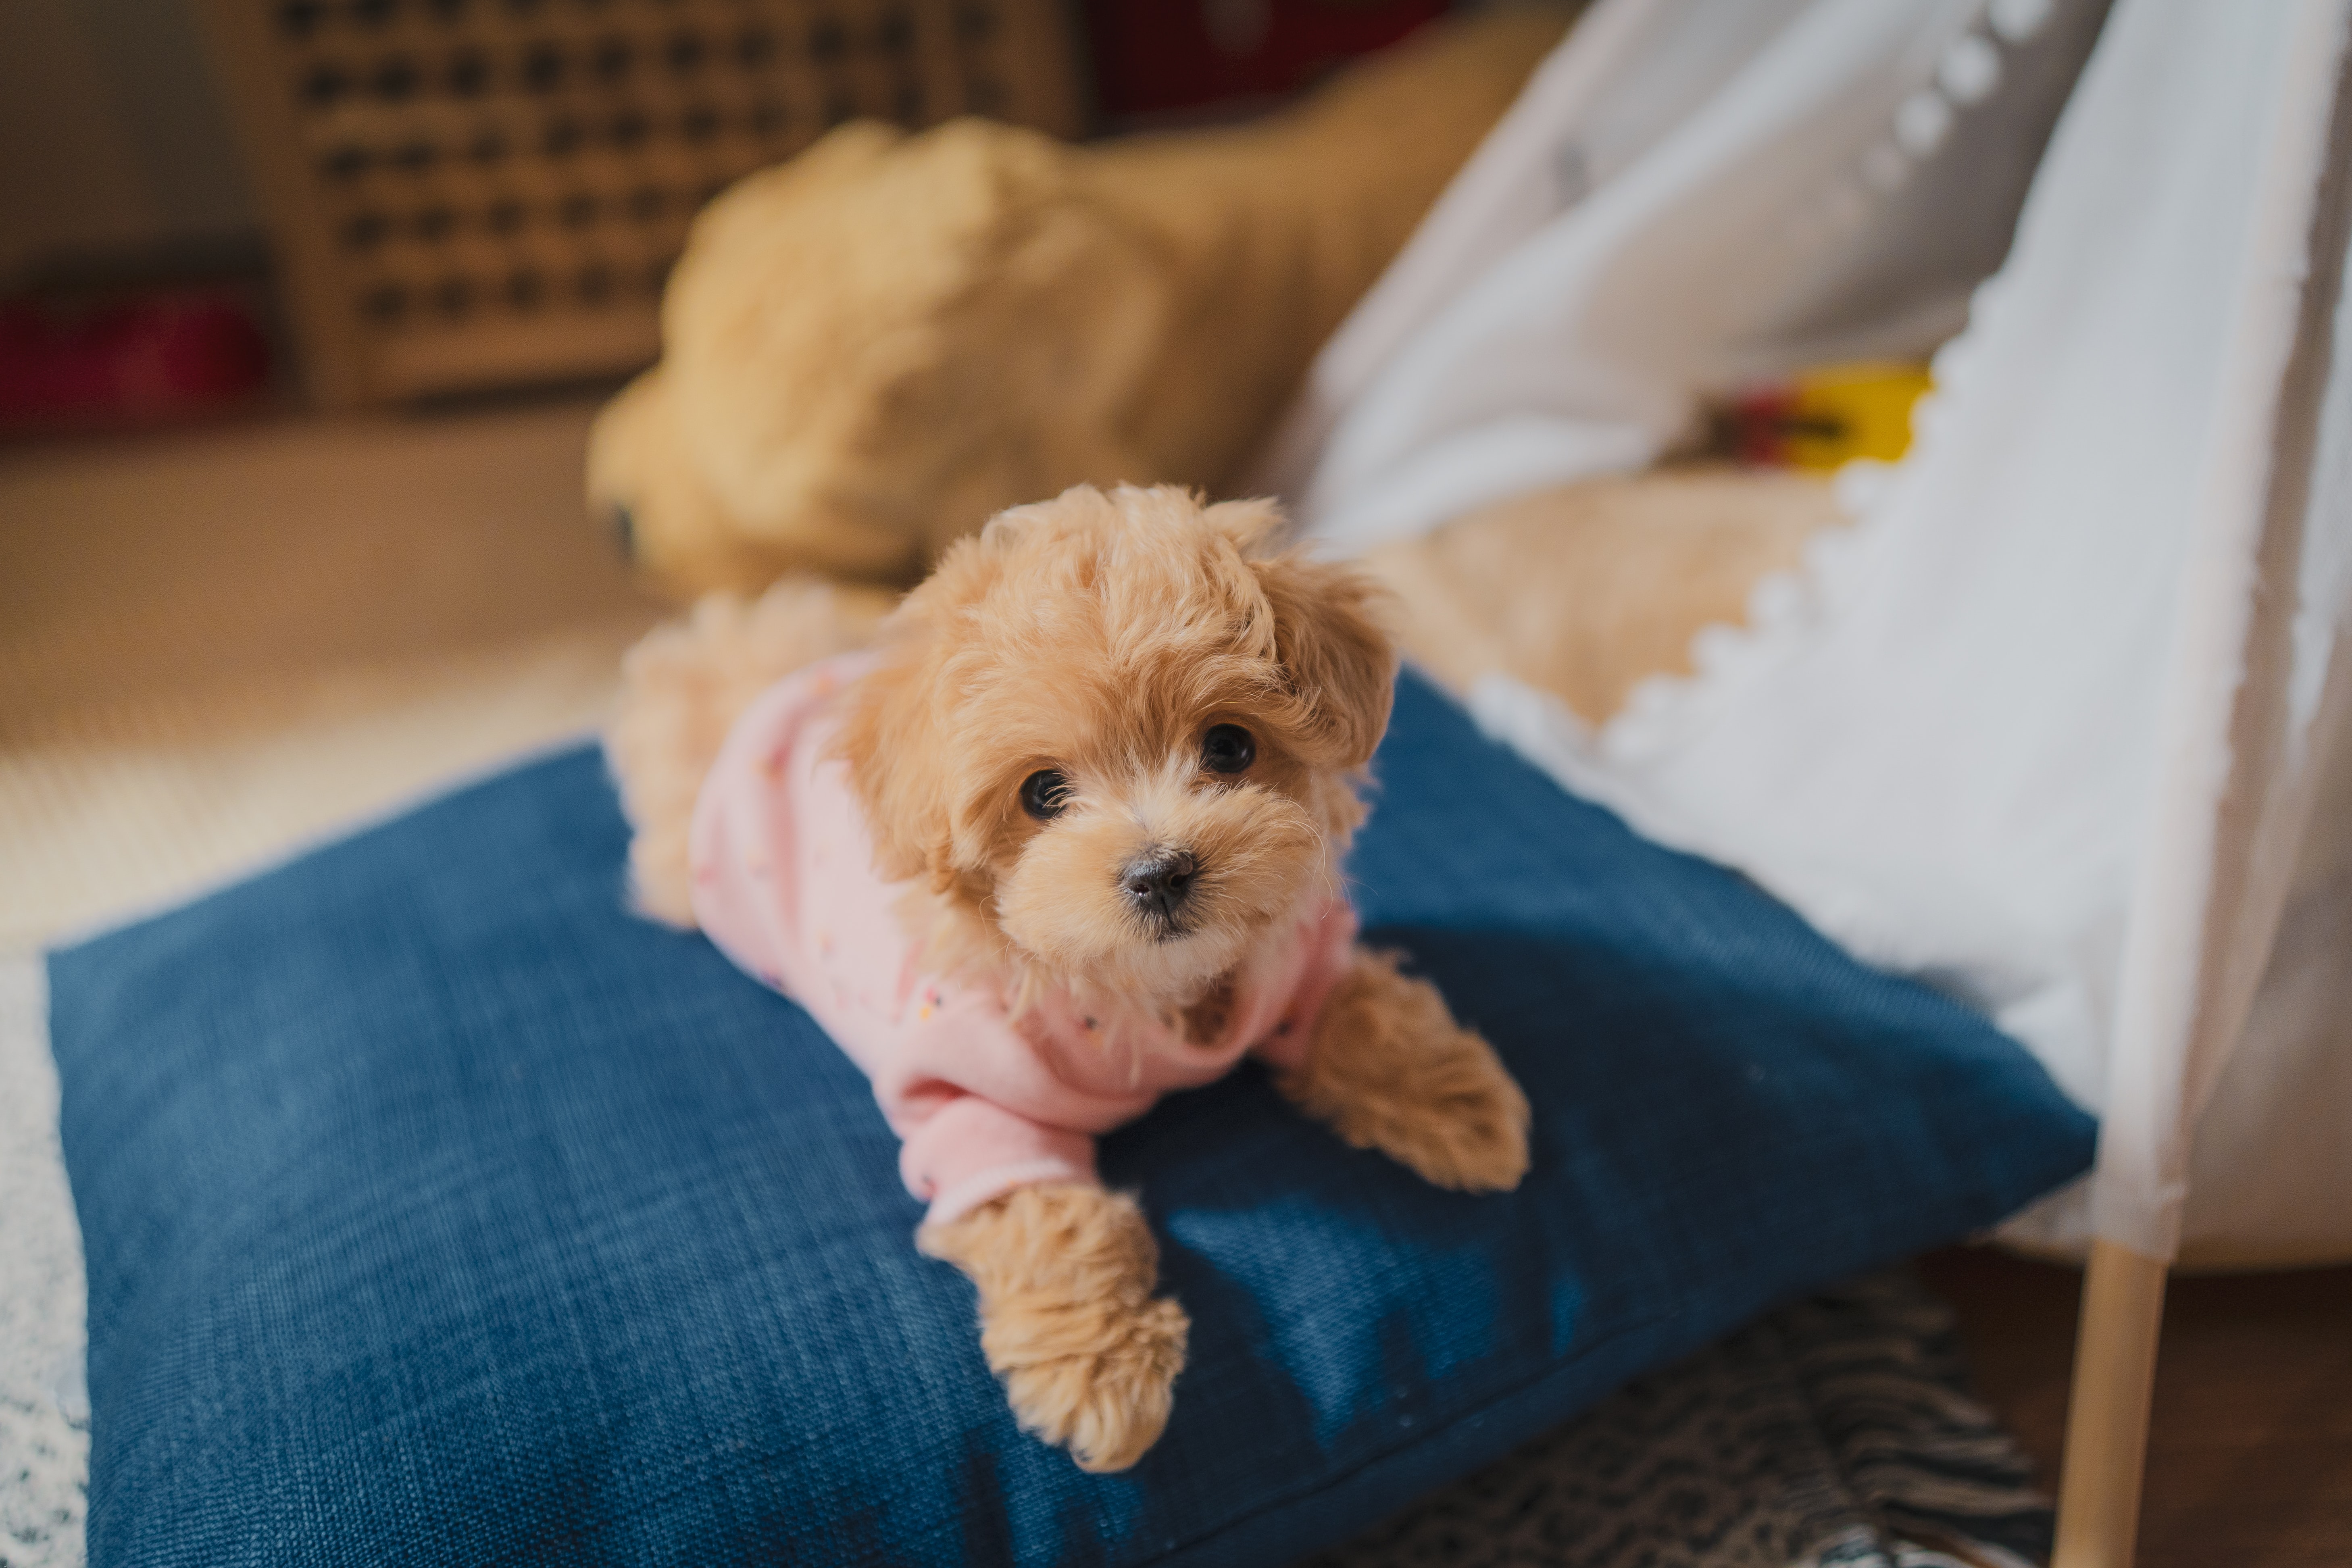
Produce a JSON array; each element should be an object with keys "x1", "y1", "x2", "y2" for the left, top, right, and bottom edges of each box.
[
  {"x1": 1284, "y1": 952, "x2": 1532, "y2": 1194},
  {"x1": 921, "y1": 1183, "x2": 1188, "y2": 1472}
]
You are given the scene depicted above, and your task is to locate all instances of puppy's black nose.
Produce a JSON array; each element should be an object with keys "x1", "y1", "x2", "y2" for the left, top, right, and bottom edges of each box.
[{"x1": 1121, "y1": 850, "x2": 1198, "y2": 924}]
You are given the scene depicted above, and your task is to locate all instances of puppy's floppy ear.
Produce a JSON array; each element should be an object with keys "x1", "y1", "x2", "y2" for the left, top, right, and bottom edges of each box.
[
  {"x1": 833, "y1": 633, "x2": 950, "y2": 887},
  {"x1": 1251, "y1": 550, "x2": 1397, "y2": 770},
  {"x1": 833, "y1": 539, "x2": 996, "y2": 890}
]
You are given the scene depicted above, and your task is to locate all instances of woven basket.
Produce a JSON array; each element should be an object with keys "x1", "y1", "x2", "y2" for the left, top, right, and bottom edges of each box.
[{"x1": 197, "y1": 0, "x2": 1085, "y2": 404}]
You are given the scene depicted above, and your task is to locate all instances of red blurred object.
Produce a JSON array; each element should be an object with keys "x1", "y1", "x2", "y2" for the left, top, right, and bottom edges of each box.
[
  {"x1": 1725, "y1": 385, "x2": 1804, "y2": 467},
  {"x1": 0, "y1": 289, "x2": 273, "y2": 433},
  {"x1": 1082, "y1": 0, "x2": 1450, "y2": 123}
]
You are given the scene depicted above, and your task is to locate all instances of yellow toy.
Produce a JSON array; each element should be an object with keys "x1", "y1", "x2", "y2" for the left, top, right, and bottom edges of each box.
[
  {"x1": 587, "y1": 8, "x2": 1571, "y2": 598},
  {"x1": 1720, "y1": 362, "x2": 1934, "y2": 470}
]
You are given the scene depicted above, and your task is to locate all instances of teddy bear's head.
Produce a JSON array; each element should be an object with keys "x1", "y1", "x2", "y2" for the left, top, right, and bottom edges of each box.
[{"x1": 589, "y1": 119, "x2": 1179, "y2": 598}]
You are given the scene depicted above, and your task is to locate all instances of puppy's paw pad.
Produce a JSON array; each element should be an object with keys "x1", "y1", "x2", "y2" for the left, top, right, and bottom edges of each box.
[{"x1": 999, "y1": 1297, "x2": 1188, "y2": 1473}]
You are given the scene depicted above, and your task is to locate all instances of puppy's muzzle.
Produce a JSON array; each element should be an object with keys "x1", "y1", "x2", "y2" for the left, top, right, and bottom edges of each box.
[{"x1": 1121, "y1": 849, "x2": 1198, "y2": 933}]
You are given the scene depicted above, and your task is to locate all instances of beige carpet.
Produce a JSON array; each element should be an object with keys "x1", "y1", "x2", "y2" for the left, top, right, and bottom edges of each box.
[{"x1": 0, "y1": 396, "x2": 666, "y2": 952}]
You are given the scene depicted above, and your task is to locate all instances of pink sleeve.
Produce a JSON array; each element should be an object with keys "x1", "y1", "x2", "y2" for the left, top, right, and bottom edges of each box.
[
  {"x1": 687, "y1": 674, "x2": 825, "y2": 995},
  {"x1": 900, "y1": 1092, "x2": 1098, "y2": 1234},
  {"x1": 1251, "y1": 897, "x2": 1359, "y2": 1074}
]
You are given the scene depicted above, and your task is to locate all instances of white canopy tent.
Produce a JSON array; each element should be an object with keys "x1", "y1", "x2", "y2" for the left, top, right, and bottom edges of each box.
[{"x1": 1258, "y1": 1, "x2": 2352, "y2": 1562}]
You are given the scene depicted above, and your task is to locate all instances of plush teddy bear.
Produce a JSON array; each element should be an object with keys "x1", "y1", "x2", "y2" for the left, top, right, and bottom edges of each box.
[{"x1": 587, "y1": 7, "x2": 1571, "y2": 598}]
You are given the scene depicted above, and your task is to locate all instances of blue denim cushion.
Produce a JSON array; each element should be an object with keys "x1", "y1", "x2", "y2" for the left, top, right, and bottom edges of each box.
[{"x1": 47, "y1": 671, "x2": 2092, "y2": 1568}]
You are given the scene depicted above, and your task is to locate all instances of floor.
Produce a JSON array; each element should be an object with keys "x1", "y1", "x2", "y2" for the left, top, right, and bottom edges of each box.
[
  {"x1": 1923, "y1": 1247, "x2": 2352, "y2": 1567},
  {"x1": 6, "y1": 404, "x2": 2346, "y2": 1563},
  {"x1": 0, "y1": 396, "x2": 662, "y2": 948}
]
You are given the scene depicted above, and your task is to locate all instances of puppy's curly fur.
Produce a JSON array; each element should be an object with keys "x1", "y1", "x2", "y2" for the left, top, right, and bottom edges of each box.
[
  {"x1": 608, "y1": 485, "x2": 1528, "y2": 1471},
  {"x1": 835, "y1": 485, "x2": 1388, "y2": 1015},
  {"x1": 919, "y1": 1184, "x2": 1189, "y2": 1473},
  {"x1": 1276, "y1": 951, "x2": 1529, "y2": 1193},
  {"x1": 608, "y1": 577, "x2": 895, "y2": 925}
]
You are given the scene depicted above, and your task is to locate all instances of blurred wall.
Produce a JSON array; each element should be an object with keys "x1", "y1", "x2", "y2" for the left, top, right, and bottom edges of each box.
[{"x1": 0, "y1": 0, "x2": 259, "y2": 286}]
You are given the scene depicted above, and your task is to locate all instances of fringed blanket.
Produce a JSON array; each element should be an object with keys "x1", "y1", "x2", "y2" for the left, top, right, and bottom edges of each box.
[{"x1": 1317, "y1": 1274, "x2": 2049, "y2": 1568}]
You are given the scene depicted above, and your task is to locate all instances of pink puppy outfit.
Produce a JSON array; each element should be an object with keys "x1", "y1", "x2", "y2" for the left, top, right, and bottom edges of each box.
[{"x1": 689, "y1": 654, "x2": 1358, "y2": 1234}]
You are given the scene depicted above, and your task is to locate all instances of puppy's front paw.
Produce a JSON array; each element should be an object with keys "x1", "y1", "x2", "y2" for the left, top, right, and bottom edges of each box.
[
  {"x1": 920, "y1": 1183, "x2": 1188, "y2": 1472},
  {"x1": 1282, "y1": 953, "x2": 1531, "y2": 1193},
  {"x1": 1372, "y1": 1025, "x2": 1530, "y2": 1193},
  {"x1": 991, "y1": 1291, "x2": 1188, "y2": 1473}
]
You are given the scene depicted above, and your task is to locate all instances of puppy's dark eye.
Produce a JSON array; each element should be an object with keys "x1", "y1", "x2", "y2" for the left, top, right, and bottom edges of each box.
[
  {"x1": 1201, "y1": 724, "x2": 1255, "y2": 775},
  {"x1": 1020, "y1": 768, "x2": 1071, "y2": 820}
]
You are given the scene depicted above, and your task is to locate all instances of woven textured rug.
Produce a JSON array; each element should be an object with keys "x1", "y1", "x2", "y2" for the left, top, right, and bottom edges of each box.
[
  {"x1": 1316, "y1": 1273, "x2": 2049, "y2": 1568},
  {"x1": 2, "y1": 962, "x2": 83, "y2": 1568}
]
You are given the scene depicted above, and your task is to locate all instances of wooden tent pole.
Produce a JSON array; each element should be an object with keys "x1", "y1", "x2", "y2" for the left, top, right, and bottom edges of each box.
[
  {"x1": 2050, "y1": 1240, "x2": 2170, "y2": 1568},
  {"x1": 2052, "y1": 17, "x2": 2352, "y2": 1568}
]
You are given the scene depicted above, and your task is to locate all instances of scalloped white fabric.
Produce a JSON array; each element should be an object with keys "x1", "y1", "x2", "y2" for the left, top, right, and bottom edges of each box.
[
  {"x1": 1273, "y1": 0, "x2": 2352, "y2": 1264},
  {"x1": 1252, "y1": 0, "x2": 2110, "y2": 541}
]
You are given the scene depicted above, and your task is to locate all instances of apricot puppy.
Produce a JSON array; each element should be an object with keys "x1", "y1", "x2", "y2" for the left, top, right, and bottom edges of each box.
[{"x1": 608, "y1": 485, "x2": 1528, "y2": 1472}]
